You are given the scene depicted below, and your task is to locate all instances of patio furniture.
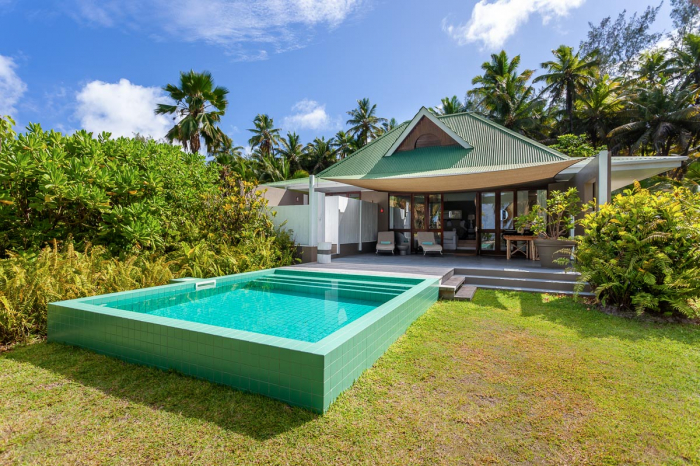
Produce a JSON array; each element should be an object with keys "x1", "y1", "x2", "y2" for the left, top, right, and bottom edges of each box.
[
  {"x1": 417, "y1": 232, "x2": 443, "y2": 256},
  {"x1": 504, "y1": 235, "x2": 538, "y2": 260},
  {"x1": 443, "y1": 230, "x2": 457, "y2": 251},
  {"x1": 376, "y1": 231, "x2": 395, "y2": 255}
]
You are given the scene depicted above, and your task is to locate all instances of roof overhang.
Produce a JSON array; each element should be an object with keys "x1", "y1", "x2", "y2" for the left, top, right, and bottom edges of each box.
[
  {"x1": 384, "y1": 107, "x2": 473, "y2": 157},
  {"x1": 556, "y1": 155, "x2": 688, "y2": 190},
  {"x1": 325, "y1": 159, "x2": 580, "y2": 193}
]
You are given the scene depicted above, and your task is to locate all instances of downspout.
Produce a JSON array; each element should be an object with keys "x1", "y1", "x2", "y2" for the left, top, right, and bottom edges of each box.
[{"x1": 358, "y1": 200, "x2": 363, "y2": 252}]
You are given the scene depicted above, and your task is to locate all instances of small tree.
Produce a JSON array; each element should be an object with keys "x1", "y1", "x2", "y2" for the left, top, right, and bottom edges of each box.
[{"x1": 515, "y1": 188, "x2": 589, "y2": 240}]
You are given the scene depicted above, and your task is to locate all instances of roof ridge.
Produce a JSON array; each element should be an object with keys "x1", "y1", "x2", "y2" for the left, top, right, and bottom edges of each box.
[
  {"x1": 455, "y1": 112, "x2": 570, "y2": 160},
  {"x1": 317, "y1": 122, "x2": 408, "y2": 177}
]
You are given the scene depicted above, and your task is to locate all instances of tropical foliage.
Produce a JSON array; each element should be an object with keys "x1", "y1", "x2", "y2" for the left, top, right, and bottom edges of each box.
[
  {"x1": 514, "y1": 188, "x2": 589, "y2": 240},
  {"x1": 155, "y1": 70, "x2": 229, "y2": 154},
  {"x1": 574, "y1": 183, "x2": 700, "y2": 317}
]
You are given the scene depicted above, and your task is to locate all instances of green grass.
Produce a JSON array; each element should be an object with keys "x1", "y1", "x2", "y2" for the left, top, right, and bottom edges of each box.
[{"x1": 1, "y1": 290, "x2": 699, "y2": 465}]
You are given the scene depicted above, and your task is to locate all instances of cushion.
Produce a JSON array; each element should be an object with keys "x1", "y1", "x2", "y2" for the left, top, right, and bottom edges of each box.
[
  {"x1": 379, "y1": 241, "x2": 392, "y2": 245},
  {"x1": 422, "y1": 242, "x2": 434, "y2": 246}
]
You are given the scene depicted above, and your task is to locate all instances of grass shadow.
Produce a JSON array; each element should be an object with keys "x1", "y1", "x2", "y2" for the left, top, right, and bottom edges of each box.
[{"x1": 4, "y1": 341, "x2": 317, "y2": 440}]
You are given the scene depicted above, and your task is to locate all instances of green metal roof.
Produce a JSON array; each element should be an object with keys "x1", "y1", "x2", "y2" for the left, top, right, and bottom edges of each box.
[{"x1": 318, "y1": 110, "x2": 571, "y2": 180}]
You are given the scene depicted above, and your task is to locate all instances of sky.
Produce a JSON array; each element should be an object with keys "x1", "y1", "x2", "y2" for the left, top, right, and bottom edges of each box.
[{"x1": 0, "y1": 0, "x2": 676, "y2": 150}]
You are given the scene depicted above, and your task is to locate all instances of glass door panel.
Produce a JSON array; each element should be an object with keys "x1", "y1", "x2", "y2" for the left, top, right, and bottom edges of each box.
[
  {"x1": 500, "y1": 191, "x2": 515, "y2": 250},
  {"x1": 480, "y1": 192, "x2": 496, "y2": 252},
  {"x1": 389, "y1": 195, "x2": 411, "y2": 230},
  {"x1": 413, "y1": 194, "x2": 426, "y2": 231},
  {"x1": 428, "y1": 194, "x2": 442, "y2": 230}
]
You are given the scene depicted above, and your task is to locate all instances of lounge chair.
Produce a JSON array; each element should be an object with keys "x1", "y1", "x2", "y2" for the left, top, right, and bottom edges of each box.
[
  {"x1": 376, "y1": 231, "x2": 395, "y2": 255},
  {"x1": 417, "y1": 232, "x2": 443, "y2": 256}
]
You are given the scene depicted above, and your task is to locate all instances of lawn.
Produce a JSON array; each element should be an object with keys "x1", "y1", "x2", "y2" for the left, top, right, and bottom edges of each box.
[{"x1": 1, "y1": 290, "x2": 699, "y2": 465}]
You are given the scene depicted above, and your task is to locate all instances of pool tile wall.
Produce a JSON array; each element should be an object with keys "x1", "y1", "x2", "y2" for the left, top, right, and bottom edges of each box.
[{"x1": 48, "y1": 269, "x2": 439, "y2": 413}]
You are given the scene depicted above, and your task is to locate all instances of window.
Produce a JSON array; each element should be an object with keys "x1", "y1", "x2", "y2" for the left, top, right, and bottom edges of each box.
[{"x1": 415, "y1": 133, "x2": 441, "y2": 149}]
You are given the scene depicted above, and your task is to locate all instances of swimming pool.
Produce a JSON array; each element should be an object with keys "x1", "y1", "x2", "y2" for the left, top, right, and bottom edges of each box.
[{"x1": 48, "y1": 268, "x2": 439, "y2": 412}]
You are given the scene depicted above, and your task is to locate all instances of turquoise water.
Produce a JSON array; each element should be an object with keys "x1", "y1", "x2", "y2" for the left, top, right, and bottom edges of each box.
[{"x1": 112, "y1": 273, "x2": 410, "y2": 343}]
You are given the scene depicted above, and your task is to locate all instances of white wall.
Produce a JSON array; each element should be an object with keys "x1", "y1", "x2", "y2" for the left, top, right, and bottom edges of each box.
[
  {"x1": 271, "y1": 195, "x2": 379, "y2": 247},
  {"x1": 270, "y1": 205, "x2": 310, "y2": 245}
]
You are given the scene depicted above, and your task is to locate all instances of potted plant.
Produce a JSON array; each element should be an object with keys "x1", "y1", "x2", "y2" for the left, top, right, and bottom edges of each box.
[{"x1": 515, "y1": 188, "x2": 588, "y2": 268}]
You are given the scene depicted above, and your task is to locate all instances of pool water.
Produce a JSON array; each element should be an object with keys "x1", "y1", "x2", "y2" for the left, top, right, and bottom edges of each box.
[{"x1": 112, "y1": 272, "x2": 412, "y2": 343}]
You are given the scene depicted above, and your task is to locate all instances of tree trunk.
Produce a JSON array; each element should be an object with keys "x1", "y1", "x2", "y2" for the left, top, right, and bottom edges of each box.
[{"x1": 567, "y1": 82, "x2": 574, "y2": 134}]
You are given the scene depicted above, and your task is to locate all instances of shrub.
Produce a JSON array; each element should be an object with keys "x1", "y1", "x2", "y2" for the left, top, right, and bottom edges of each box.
[
  {"x1": 574, "y1": 183, "x2": 700, "y2": 317},
  {"x1": 0, "y1": 123, "x2": 218, "y2": 253},
  {"x1": 549, "y1": 134, "x2": 604, "y2": 158},
  {"x1": 0, "y1": 234, "x2": 297, "y2": 344}
]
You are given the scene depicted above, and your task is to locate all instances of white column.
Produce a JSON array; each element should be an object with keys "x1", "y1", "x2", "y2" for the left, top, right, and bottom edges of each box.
[
  {"x1": 597, "y1": 150, "x2": 611, "y2": 206},
  {"x1": 358, "y1": 200, "x2": 363, "y2": 252},
  {"x1": 309, "y1": 175, "x2": 317, "y2": 247}
]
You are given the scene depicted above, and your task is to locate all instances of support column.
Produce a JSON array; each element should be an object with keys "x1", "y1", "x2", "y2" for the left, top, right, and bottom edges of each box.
[
  {"x1": 597, "y1": 150, "x2": 611, "y2": 206},
  {"x1": 309, "y1": 175, "x2": 317, "y2": 247}
]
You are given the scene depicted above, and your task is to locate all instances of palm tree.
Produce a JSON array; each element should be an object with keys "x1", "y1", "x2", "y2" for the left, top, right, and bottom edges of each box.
[
  {"x1": 256, "y1": 152, "x2": 308, "y2": 182},
  {"x1": 469, "y1": 51, "x2": 534, "y2": 113},
  {"x1": 434, "y1": 96, "x2": 465, "y2": 115},
  {"x1": 534, "y1": 45, "x2": 599, "y2": 133},
  {"x1": 576, "y1": 75, "x2": 626, "y2": 148},
  {"x1": 333, "y1": 130, "x2": 360, "y2": 160},
  {"x1": 469, "y1": 51, "x2": 544, "y2": 137},
  {"x1": 636, "y1": 50, "x2": 670, "y2": 85},
  {"x1": 608, "y1": 81, "x2": 700, "y2": 156},
  {"x1": 669, "y1": 33, "x2": 700, "y2": 89},
  {"x1": 277, "y1": 132, "x2": 304, "y2": 171},
  {"x1": 211, "y1": 134, "x2": 244, "y2": 166},
  {"x1": 303, "y1": 137, "x2": 338, "y2": 174},
  {"x1": 155, "y1": 70, "x2": 228, "y2": 153},
  {"x1": 248, "y1": 114, "x2": 280, "y2": 157},
  {"x1": 346, "y1": 98, "x2": 387, "y2": 147}
]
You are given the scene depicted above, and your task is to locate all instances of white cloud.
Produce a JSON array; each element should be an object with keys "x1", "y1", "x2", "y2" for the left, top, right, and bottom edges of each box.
[
  {"x1": 75, "y1": 78, "x2": 172, "y2": 139},
  {"x1": 282, "y1": 99, "x2": 339, "y2": 131},
  {"x1": 443, "y1": 0, "x2": 586, "y2": 50},
  {"x1": 68, "y1": 0, "x2": 365, "y2": 59},
  {"x1": 0, "y1": 55, "x2": 27, "y2": 117}
]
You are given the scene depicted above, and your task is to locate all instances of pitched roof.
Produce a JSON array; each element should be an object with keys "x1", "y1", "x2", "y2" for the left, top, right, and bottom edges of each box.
[{"x1": 318, "y1": 109, "x2": 573, "y2": 182}]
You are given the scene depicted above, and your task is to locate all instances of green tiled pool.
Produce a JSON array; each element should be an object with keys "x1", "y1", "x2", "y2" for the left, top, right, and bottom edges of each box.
[{"x1": 48, "y1": 268, "x2": 439, "y2": 412}]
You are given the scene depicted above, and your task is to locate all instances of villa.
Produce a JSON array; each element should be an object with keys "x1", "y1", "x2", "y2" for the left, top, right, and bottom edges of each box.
[{"x1": 264, "y1": 108, "x2": 686, "y2": 260}]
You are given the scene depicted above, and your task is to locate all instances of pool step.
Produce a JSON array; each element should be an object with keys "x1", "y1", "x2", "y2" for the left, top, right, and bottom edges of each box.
[
  {"x1": 258, "y1": 275, "x2": 410, "y2": 294},
  {"x1": 248, "y1": 276, "x2": 404, "y2": 300}
]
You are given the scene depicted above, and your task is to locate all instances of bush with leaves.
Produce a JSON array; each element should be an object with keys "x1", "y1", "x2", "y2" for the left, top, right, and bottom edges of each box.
[
  {"x1": 573, "y1": 183, "x2": 700, "y2": 317},
  {"x1": 0, "y1": 122, "x2": 218, "y2": 254},
  {"x1": 549, "y1": 134, "x2": 603, "y2": 158}
]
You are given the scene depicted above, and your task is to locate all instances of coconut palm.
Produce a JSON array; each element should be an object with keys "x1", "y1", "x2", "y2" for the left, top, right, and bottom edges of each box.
[
  {"x1": 636, "y1": 50, "x2": 671, "y2": 85},
  {"x1": 608, "y1": 81, "x2": 700, "y2": 156},
  {"x1": 248, "y1": 114, "x2": 280, "y2": 157},
  {"x1": 669, "y1": 33, "x2": 700, "y2": 88},
  {"x1": 435, "y1": 96, "x2": 465, "y2": 115},
  {"x1": 489, "y1": 81, "x2": 547, "y2": 137},
  {"x1": 346, "y1": 98, "x2": 387, "y2": 147},
  {"x1": 256, "y1": 152, "x2": 308, "y2": 183},
  {"x1": 211, "y1": 134, "x2": 244, "y2": 166},
  {"x1": 534, "y1": 45, "x2": 600, "y2": 133},
  {"x1": 303, "y1": 137, "x2": 338, "y2": 174},
  {"x1": 576, "y1": 75, "x2": 626, "y2": 148},
  {"x1": 333, "y1": 130, "x2": 360, "y2": 160},
  {"x1": 155, "y1": 70, "x2": 229, "y2": 153},
  {"x1": 469, "y1": 51, "x2": 534, "y2": 114},
  {"x1": 277, "y1": 132, "x2": 304, "y2": 171}
]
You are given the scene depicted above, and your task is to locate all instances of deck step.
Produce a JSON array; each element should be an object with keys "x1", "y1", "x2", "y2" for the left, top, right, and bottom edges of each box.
[
  {"x1": 439, "y1": 275, "x2": 466, "y2": 299},
  {"x1": 454, "y1": 267, "x2": 580, "y2": 282},
  {"x1": 454, "y1": 286, "x2": 478, "y2": 301},
  {"x1": 472, "y1": 284, "x2": 594, "y2": 297},
  {"x1": 457, "y1": 273, "x2": 590, "y2": 294}
]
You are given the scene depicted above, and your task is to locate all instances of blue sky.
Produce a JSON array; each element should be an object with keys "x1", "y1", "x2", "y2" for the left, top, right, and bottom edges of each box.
[{"x1": 0, "y1": 0, "x2": 674, "y2": 150}]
